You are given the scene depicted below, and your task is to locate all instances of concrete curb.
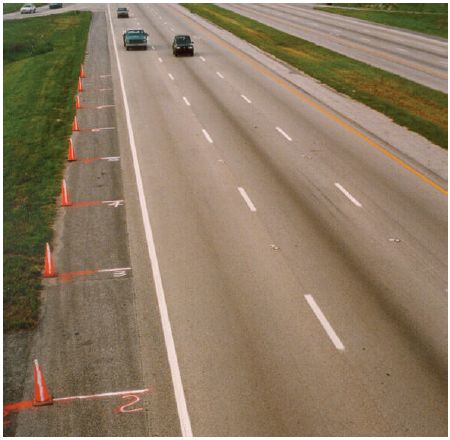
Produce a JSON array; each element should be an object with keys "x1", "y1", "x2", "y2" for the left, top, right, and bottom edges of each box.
[{"x1": 175, "y1": 5, "x2": 447, "y2": 183}]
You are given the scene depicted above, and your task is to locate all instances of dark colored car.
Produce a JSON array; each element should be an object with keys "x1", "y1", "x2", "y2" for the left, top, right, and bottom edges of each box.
[
  {"x1": 49, "y1": 3, "x2": 63, "y2": 9},
  {"x1": 117, "y1": 7, "x2": 129, "y2": 18},
  {"x1": 172, "y1": 35, "x2": 194, "y2": 57}
]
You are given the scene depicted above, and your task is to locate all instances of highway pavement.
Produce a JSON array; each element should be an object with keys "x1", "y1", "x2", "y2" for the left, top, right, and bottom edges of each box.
[
  {"x1": 6, "y1": 3, "x2": 447, "y2": 436},
  {"x1": 220, "y1": 3, "x2": 448, "y2": 93},
  {"x1": 106, "y1": 3, "x2": 447, "y2": 436}
]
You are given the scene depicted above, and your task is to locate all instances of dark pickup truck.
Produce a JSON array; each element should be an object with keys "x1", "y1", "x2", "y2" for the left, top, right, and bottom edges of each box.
[{"x1": 123, "y1": 29, "x2": 148, "y2": 50}]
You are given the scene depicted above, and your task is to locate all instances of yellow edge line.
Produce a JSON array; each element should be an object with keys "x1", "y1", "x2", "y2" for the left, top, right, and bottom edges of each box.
[{"x1": 181, "y1": 8, "x2": 448, "y2": 196}]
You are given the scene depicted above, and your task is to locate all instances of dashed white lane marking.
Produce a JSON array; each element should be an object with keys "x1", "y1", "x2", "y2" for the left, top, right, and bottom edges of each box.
[
  {"x1": 334, "y1": 183, "x2": 362, "y2": 208},
  {"x1": 276, "y1": 126, "x2": 292, "y2": 141},
  {"x1": 183, "y1": 96, "x2": 191, "y2": 106},
  {"x1": 100, "y1": 74, "x2": 112, "y2": 78},
  {"x1": 158, "y1": 57, "x2": 163, "y2": 63},
  {"x1": 171, "y1": 27, "x2": 175, "y2": 32},
  {"x1": 238, "y1": 187, "x2": 257, "y2": 212},
  {"x1": 152, "y1": 45, "x2": 155, "y2": 50},
  {"x1": 396, "y1": 47, "x2": 409, "y2": 53},
  {"x1": 360, "y1": 37, "x2": 371, "y2": 43},
  {"x1": 168, "y1": 73, "x2": 175, "y2": 81},
  {"x1": 241, "y1": 94, "x2": 252, "y2": 104},
  {"x1": 107, "y1": 6, "x2": 192, "y2": 437},
  {"x1": 200, "y1": 56, "x2": 206, "y2": 62},
  {"x1": 304, "y1": 294, "x2": 345, "y2": 351},
  {"x1": 216, "y1": 71, "x2": 224, "y2": 79},
  {"x1": 202, "y1": 129, "x2": 213, "y2": 144}
]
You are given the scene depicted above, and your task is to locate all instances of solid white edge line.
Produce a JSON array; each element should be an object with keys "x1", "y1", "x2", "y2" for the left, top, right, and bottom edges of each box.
[
  {"x1": 334, "y1": 183, "x2": 362, "y2": 208},
  {"x1": 107, "y1": 6, "x2": 193, "y2": 437},
  {"x1": 183, "y1": 96, "x2": 191, "y2": 106},
  {"x1": 276, "y1": 126, "x2": 292, "y2": 141},
  {"x1": 202, "y1": 129, "x2": 213, "y2": 143},
  {"x1": 238, "y1": 187, "x2": 257, "y2": 212},
  {"x1": 304, "y1": 294, "x2": 345, "y2": 351},
  {"x1": 240, "y1": 94, "x2": 252, "y2": 104}
]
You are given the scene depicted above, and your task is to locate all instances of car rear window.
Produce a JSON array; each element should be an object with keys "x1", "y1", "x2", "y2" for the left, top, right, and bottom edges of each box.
[{"x1": 176, "y1": 36, "x2": 191, "y2": 44}]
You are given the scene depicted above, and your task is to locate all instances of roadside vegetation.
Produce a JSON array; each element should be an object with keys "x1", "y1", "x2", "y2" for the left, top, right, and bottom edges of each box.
[
  {"x1": 182, "y1": 4, "x2": 447, "y2": 149},
  {"x1": 316, "y1": 4, "x2": 447, "y2": 38},
  {"x1": 4, "y1": 11, "x2": 91, "y2": 331},
  {"x1": 3, "y1": 3, "x2": 47, "y2": 14}
]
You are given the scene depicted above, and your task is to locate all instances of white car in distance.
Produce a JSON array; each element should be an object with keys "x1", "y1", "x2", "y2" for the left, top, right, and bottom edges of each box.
[{"x1": 20, "y1": 4, "x2": 37, "y2": 14}]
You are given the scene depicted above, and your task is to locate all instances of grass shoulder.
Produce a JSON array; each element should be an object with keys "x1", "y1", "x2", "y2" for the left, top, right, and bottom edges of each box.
[
  {"x1": 4, "y1": 11, "x2": 91, "y2": 332},
  {"x1": 315, "y1": 4, "x2": 447, "y2": 39},
  {"x1": 182, "y1": 4, "x2": 447, "y2": 150}
]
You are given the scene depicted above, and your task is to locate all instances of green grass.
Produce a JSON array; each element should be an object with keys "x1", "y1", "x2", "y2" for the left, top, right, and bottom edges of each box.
[
  {"x1": 3, "y1": 4, "x2": 47, "y2": 14},
  {"x1": 182, "y1": 4, "x2": 447, "y2": 149},
  {"x1": 4, "y1": 11, "x2": 91, "y2": 332},
  {"x1": 316, "y1": 4, "x2": 447, "y2": 38}
]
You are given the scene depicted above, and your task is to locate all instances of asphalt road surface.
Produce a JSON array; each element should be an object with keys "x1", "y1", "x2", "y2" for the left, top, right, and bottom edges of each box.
[
  {"x1": 108, "y1": 3, "x2": 447, "y2": 436},
  {"x1": 6, "y1": 3, "x2": 447, "y2": 437},
  {"x1": 220, "y1": 3, "x2": 448, "y2": 93}
]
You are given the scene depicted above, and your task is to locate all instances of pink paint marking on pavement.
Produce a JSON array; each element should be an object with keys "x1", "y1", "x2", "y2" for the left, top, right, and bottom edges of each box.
[
  {"x1": 57, "y1": 267, "x2": 131, "y2": 283},
  {"x1": 70, "y1": 201, "x2": 102, "y2": 208},
  {"x1": 68, "y1": 200, "x2": 123, "y2": 209},
  {"x1": 77, "y1": 157, "x2": 120, "y2": 165},
  {"x1": 58, "y1": 269, "x2": 98, "y2": 283},
  {"x1": 4, "y1": 387, "x2": 152, "y2": 422}
]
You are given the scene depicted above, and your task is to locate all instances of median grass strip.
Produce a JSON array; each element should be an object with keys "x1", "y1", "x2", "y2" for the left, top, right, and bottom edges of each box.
[
  {"x1": 4, "y1": 11, "x2": 91, "y2": 331},
  {"x1": 315, "y1": 4, "x2": 447, "y2": 39},
  {"x1": 182, "y1": 4, "x2": 447, "y2": 149}
]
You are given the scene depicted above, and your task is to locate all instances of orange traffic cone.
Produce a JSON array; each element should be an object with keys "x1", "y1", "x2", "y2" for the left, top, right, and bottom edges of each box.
[
  {"x1": 67, "y1": 138, "x2": 76, "y2": 161},
  {"x1": 44, "y1": 242, "x2": 56, "y2": 277},
  {"x1": 72, "y1": 116, "x2": 79, "y2": 132},
  {"x1": 75, "y1": 95, "x2": 81, "y2": 109},
  {"x1": 32, "y1": 359, "x2": 53, "y2": 406},
  {"x1": 77, "y1": 77, "x2": 83, "y2": 92},
  {"x1": 61, "y1": 179, "x2": 72, "y2": 207},
  {"x1": 80, "y1": 64, "x2": 86, "y2": 78}
]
